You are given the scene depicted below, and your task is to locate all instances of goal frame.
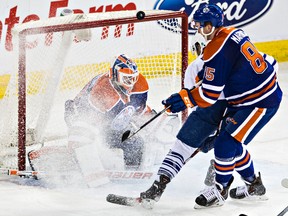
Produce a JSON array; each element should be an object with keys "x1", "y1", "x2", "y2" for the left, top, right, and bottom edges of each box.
[{"x1": 16, "y1": 10, "x2": 189, "y2": 171}]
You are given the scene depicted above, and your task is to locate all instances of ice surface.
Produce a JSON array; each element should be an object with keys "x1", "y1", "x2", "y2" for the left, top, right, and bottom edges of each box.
[{"x1": 0, "y1": 63, "x2": 287, "y2": 216}]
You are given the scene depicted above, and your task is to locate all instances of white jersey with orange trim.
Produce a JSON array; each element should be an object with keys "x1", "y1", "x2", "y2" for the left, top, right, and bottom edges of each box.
[
  {"x1": 184, "y1": 55, "x2": 204, "y2": 89},
  {"x1": 190, "y1": 27, "x2": 282, "y2": 109}
]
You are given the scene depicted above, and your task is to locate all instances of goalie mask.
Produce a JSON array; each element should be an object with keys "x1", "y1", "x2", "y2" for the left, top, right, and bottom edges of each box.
[{"x1": 110, "y1": 54, "x2": 139, "y2": 94}]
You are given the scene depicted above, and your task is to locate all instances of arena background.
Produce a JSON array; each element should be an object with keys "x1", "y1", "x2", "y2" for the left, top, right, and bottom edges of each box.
[{"x1": 0, "y1": 0, "x2": 287, "y2": 97}]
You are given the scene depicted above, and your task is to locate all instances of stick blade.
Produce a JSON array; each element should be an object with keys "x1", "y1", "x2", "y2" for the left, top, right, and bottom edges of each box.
[
  {"x1": 106, "y1": 194, "x2": 141, "y2": 207},
  {"x1": 121, "y1": 130, "x2": 131, "y2": 142},
  {"x1": 106, "y1": 194, "x2": 155, "y2": 209}
]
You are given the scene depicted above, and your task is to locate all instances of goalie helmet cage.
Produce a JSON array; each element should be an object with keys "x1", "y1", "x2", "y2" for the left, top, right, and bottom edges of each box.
[{"x1": 4, "y1": 10, "x2": 188, "y2": 171}]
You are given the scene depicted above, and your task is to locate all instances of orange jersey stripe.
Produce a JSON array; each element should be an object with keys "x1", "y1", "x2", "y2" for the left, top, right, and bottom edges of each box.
[
  {"x1": 191, "y1": 87, "x2": 212, "y2": 107},
  {"x1": 233, "y1": 108, "x2": 265, "y2": 142},
  {"x1": 214, "y1": 163, "x2": 235, "y2": 172},
  {"x1": 203, "y1": 27, "x2": 236, "y2": 61},
  {"x1": 228, "y1": 76, "x2": 276, "y2": 105},
  {"x1": 235, "y1": 152, "x2": 250, "y2": 167},
  {"x1": 202, "y1": 89, "x2": 221, "y2": 99}
]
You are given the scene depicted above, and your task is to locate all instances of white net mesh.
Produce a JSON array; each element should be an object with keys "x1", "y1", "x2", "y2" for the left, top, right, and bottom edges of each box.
[{"x1": 0, "y1": 10, "x2": 187, "y2": 169}]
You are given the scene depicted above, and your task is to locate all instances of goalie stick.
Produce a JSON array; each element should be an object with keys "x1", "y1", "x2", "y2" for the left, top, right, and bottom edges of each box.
[
  {"x1": 0, "y1": 168, "x2": 39, "y2": 178},
  {"x1": 0, "y1": 168, "x2": 155, "y2": 181}
]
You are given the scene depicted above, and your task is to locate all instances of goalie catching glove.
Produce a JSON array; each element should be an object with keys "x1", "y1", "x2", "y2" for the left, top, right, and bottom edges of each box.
[
  {"x1": 111, "y1": 105, "x2": 135, "y2": 131},
  {"x1": 162, "y1": 88, "x2": 197, "y2": 113}
]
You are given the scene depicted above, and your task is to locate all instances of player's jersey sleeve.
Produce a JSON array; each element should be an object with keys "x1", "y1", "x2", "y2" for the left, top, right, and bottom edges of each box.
[
  {"x1": 184, "y1": 56, "x2": 204, "y2": 89},
  {"x1": 191, "y1": 27, "x2": 282, "y2": 108}
]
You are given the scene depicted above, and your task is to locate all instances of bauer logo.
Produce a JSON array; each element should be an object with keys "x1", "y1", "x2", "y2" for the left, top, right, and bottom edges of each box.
[{"x1": 153, "y1": 0, "x2": 273, "y2": 34}]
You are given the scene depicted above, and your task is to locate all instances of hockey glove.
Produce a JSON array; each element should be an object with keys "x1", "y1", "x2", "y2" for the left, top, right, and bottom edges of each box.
[{"x1": 162, "y1": 88, "x2": 196, "y2": 113}]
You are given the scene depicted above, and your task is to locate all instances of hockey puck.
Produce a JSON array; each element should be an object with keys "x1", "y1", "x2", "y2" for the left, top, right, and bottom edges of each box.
[
  {"x1": 239, "y1": 214, "x2": 248, "y2": 216},
  {"x1": 136, "y1": 11, "x2": 145, "y2": 20},
  {"x1": 281, "y1": 178, "x2": 288, "y2": 188}
]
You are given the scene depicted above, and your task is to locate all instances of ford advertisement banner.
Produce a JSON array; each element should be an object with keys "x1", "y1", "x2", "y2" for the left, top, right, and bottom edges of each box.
[{"x1": 154, "y1": 0, "x2": 273, "y2": 33}]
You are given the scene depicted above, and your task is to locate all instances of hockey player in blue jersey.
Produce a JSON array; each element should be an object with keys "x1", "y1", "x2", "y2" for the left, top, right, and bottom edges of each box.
[
  {"x1": 176, "y1": 31, "x2": 228, "y2": 155},
  {"x1": 140, "y1": 3, "x2": 282, "y2": 208},
  {"x1": 139, "y1": 28, "x2": 227, "y2": 206},
  {"x1": 139, "y1": 25, "x2": 229, "y2": 205}
]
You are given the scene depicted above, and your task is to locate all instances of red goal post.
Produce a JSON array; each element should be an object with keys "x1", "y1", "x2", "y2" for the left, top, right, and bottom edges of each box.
[{"x1": 3, "y1": 10, "x2": 189, "y2": 171}]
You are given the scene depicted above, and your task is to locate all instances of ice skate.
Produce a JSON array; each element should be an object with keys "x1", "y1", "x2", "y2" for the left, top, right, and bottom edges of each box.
[
  {"x1": 195, "y1": 176, "x2": 234, "y2": 209},
  {"x1": 229, "y1": 172, "x2": 268, "y2": 201},
  {"x1": 140, "y1": 175, "x2": 170, "y2": 202}
]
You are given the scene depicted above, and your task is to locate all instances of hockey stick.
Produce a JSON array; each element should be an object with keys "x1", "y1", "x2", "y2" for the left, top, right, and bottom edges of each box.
[
  {"x1": 0, "y1": 168, "x2": 155, "y2": 181},
  {"x1": 0, "y1": 168, "x2": 39, "y2": 178},
  {"x1": 277, "y1": 205, "x2": 288, "y2": 216},
  {"x1": 121, "y1": 105, "x2": 171, "y2": 142},
  {"x1": 121, "y1": 80, "x2": 203, "y2": 142},
  {"x1": 106, "y1": 148, "x2": 201, "y2": 208}
]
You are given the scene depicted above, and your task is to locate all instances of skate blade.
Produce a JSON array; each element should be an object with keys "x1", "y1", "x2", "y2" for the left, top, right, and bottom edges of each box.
[
  {"x1": 194, "y1": 202, "x2": 224, "y2": 209},
  {"x1": 141, "y1": 199, "x2": 156, "y2": 210},
  {"x1": 232, "y1": 195, "x2": 269, "y2": 202}
]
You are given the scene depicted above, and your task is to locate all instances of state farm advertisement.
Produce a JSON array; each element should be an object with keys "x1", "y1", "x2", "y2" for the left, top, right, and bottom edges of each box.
[{"x1": 0, "y1": 0, "x2": 287, "y2": 74}]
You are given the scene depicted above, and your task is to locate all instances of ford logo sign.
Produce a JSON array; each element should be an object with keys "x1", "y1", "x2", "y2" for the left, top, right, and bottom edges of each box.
[{"x1": 154, "y1": 0, "x2": 273, "y2": 34}]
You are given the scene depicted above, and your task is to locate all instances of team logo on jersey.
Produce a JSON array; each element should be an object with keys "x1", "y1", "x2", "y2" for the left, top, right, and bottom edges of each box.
[
  {"x1": 153, "y1": 0, "x2": 273, "y2": 34},
  {"x1": 226, "y1": 117, "x2": 238, "y2": 125}
]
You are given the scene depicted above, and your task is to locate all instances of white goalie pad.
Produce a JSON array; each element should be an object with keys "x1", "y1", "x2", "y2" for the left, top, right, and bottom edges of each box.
[
  {"x1": 74, "y1": 144, "x2": 109, "y2": 187},
  {"x1": 27, "y1": 111, "x2": 181, "y2": 185},
  {"x1": 28, "y1": 144, "x2": 111, "y2": 187}
]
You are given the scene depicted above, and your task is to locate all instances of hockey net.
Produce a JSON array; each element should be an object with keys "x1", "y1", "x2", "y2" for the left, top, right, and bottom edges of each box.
[{"x1": 0, "y1": 10, "x2": 188, "y2": 171}]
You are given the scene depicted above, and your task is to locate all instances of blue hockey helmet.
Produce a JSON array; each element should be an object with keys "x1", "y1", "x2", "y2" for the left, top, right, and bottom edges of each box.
[
  {"x1": 109, "y1": 54, "x2": 139, "y2": 91},
  {"x1": 193, "y1": 4, "x2": 224, "y2": 28}
]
